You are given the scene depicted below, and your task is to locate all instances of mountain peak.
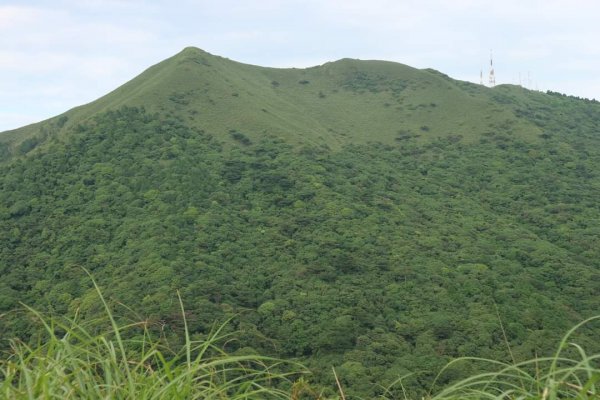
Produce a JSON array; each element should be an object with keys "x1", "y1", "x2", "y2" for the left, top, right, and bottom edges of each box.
[
  {"x1": 170, "y1": 46, "x2": 218, "y2": 67},
  {"x1": 177, "y1": 46, "x2": 213, "y2": 58},
  {"x1": 181, "y1": 45, "x2": 203, "y2": 53}
]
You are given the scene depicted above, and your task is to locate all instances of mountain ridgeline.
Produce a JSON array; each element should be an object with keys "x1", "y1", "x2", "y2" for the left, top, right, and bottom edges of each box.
[
  {"x1": 1, "y1": 47, "x2": 600, "y2": 397},
  {"x1": 1, "y1": 46, "x2": 542, "y2": 155}
]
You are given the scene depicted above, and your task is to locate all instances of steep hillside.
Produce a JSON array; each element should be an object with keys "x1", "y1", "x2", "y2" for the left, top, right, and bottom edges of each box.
[{"x1": 1, "y1": 48, "x2": 599, "y2": 398}]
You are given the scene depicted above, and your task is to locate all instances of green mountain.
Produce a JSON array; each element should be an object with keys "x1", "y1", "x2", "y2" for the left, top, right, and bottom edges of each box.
[
  {"x1": 1, "y1": 47, "x2": 539, "y2": 155},
  {"x1": 1, "y1": 47, "x2": 600, "y2": 397}
]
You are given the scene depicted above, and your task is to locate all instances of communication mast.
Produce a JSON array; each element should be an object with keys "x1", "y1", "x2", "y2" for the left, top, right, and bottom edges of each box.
[
  {"x1": 480, "y1": 69, "x2": 483, "y2": 85},
  {"x1": 488, "y1": 50, "x2": 496, "y2": 87}
]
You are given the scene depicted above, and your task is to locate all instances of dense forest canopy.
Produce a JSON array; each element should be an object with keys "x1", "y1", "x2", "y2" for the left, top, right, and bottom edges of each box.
[{"x1": 1, "y1": 48, "x2": 599, "y2": 397}]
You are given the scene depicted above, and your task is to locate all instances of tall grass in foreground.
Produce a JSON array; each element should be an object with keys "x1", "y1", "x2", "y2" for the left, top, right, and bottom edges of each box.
[
  {"x1": 423, "y1": 316, "x2": 600, "y2": 400},
  {"x1": 2, "y1": 275, "x2": 599, "y2": 400},
  {"x1": 0, "y1": 276, "x2": 309, "y2": 400}
]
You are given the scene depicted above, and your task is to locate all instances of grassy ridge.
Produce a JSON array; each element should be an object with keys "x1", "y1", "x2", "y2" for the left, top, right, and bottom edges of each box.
[{"x1": 1, "y1": 47, "x2": 540, "y2": 157}]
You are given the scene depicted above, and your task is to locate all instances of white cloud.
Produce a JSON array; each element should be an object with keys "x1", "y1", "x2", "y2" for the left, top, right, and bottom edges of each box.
[
  {"x1": 0, "y1": 5, "x2": 42, "y2": 29},
  {"x1": 0, "y1": 112, "x2": 41, "y2": 131},
  {"x1": 0, "y1": 3, "x2": 168, "y2": 131},
  {"x1": 314, "y1": 0, "x2": 423, "y2": 31}
]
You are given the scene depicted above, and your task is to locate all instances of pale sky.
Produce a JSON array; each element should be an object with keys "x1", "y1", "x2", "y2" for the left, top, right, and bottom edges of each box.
[{"x1": 1, "y1": 0, "x2": 600, "y2": 132}]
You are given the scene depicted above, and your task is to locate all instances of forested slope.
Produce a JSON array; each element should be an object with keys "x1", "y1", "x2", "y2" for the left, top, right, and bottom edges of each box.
[{"x1": 1, "y1": 48, "x2": 599, "y2": 397}]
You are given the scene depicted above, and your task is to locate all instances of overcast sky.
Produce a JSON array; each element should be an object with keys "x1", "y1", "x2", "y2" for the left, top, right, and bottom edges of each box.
[{"x1": 1, "y1": 0, "x2": 599, "y2": 132}]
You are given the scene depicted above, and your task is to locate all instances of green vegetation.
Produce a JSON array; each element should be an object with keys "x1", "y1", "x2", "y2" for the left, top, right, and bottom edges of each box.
[
  {"x1": 2, "y1": 290, "x2": 599, "y2": 399},
  {"x1": 428, "y1": 316, "x2": 600, "y2": 400},
  {"x1": 0, "y1": 47, "x2": 538, "y2": 158},
  {"x1": 1, "y1": 48, "x2": 600, "y2": 398},
  {"x1": 0, "y1": 277, "x2": 306, "y2": 399}
]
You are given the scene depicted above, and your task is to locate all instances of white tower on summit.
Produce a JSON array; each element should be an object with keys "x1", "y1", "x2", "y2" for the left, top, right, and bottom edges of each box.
[{"x1": 488, "y1": 50, "x2": 496, "y2": 87}]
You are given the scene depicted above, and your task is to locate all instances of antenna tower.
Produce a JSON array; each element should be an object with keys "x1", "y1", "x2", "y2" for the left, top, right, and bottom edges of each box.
[{"x1": 488, "y1": 50, "x2": 496, "y2": 87}]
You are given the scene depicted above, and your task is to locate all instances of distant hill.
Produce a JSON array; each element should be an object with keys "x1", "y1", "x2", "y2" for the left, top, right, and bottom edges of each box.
[
  {"x1": 1, "y1": 48, "x2": 599, "y2": 398},
  {"x1": 1, "y1": 47, "x2": 540, "y2": 157}
]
